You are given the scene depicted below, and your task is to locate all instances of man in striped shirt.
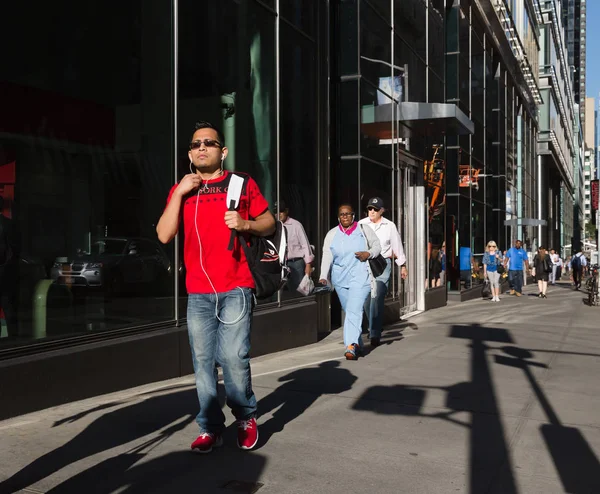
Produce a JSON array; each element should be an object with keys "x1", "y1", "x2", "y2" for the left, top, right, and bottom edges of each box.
[{"x1": 274, "y1": 201, "x2": 314, "y2": 293}]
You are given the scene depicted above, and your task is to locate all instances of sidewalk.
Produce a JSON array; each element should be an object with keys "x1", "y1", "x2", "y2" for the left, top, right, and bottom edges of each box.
[{"x1": 1, "y1": 281, "x2": 599, "y2": 494}]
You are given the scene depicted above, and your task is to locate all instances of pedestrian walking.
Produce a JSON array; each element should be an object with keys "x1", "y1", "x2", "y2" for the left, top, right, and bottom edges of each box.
[
  {"x1": 273, "y1": 200, "x2": 314, "y2": 294},
  {"x1": 359, "y1": 197, "x2": 407, "y2": 347},
  {"x1": 532, "y1": 247, "x2": 552, "y2": 298},
  {"x1": 482, "y1": 241, "x2": 502, "y2": 302},
  {"x1": 319, "y1": 203, "x2": 381, "y2": 360},
  {"x1": 549, "y1": 248, "x2": 560, "y2": 285},
  {"x1": 571, "y1": 249, "x2": 587, "y2": 290},
  {"x1": 156, "y1": 121, "x2": 275, "y2": 453},
  {"x1": 504, "y1": 239, "x2": 529, "y2": 296}
]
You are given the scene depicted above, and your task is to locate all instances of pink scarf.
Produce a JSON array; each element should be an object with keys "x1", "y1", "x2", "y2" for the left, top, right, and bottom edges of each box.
[{"x1": 339, "y1": 221, "x2": 358, "y2": 236}]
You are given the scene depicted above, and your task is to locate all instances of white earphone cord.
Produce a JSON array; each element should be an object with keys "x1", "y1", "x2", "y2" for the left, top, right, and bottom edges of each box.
[{"x1": 193, "y1": 166, "x2": 247, "y2": 325}]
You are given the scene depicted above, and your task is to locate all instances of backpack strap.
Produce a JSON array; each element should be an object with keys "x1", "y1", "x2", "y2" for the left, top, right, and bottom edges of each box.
[{"x1": 226, "y1": 173, "x2": 249, "y2": 251}]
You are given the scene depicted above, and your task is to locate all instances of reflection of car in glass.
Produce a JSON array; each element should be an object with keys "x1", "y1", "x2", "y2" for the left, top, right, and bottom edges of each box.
[{"x1": 50, "y1": 237, "x2": 172, "y2": 295}]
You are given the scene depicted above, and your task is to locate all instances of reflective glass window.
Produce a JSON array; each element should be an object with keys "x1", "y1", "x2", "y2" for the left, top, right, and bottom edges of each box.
[
  {"x1": 178, "y1": 0, "x2": 276, "y2": 307},
  {"x1": 279, "y1": 22, "x2": 318, "y2": 301},
  {"x1": 0, "y1": 0, "x2": 175, "y2": 346}
]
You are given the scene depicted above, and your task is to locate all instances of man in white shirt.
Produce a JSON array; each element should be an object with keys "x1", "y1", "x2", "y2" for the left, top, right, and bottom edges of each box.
[
  {"x1": 549, "y1": 248, "x2": 560, "y2": 285},
  {"x1": 359, "y1": 197, "x2": 407, "y2": 346},
  {"x1": 571, "y1": 249, "x2": 588, "y2": 290},
  {"x1": 274, "y1": 200, "x2": 314, "y2": 294}
]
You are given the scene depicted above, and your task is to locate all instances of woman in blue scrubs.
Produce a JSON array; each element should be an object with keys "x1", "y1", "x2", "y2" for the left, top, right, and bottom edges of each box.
[{"x1": 318, "y1": 203, "x2": 381, "y2": 360}]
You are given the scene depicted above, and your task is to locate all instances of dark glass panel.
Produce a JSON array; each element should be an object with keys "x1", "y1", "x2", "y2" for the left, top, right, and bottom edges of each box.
[
  {"x1": 178, "y1": 0, "x2": 276, "y2": 307},
  {"x1": 279, "y1": 22, "x2": 318, "y2": 301},
  {"x1": 360, "y1": 0, "x2": 392, "y2": 88},
  {"x1": 0, "y1": 0, "x2": 175, "y2": 346}
]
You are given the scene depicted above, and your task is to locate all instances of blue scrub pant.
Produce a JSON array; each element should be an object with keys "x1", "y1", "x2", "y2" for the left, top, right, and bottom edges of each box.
[
  {"x1": 364, "y1": 259, "x2": 392, "y2": 339},
  {"x1": 336, "y1": 284, "x2": 371, "y2": 347}
]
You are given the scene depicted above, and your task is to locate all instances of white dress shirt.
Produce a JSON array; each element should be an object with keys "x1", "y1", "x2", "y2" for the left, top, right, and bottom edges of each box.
[{"x1": 359, "y1": 217, "x2": 406, "y2": 267}]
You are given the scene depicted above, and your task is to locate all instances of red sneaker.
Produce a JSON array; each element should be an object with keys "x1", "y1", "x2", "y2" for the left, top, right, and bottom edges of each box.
[
  {"x1": 191, "y1": 432, "x2": 223, "y2": 454},
  {"x1": 237, "y1": 418, "x2": 259, "y2": 450}
]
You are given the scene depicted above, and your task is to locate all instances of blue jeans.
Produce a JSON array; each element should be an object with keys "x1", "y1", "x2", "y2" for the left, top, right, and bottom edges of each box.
[
  {"x1": 508, "y1": 270, "x2": 523, "y2": 294},
  {"x1": 286, "y1": 258, "x2": 305, "y2": 293},
  {"x1": 364, "y1": 258, "x2": 392, "y2": 339},
  {"x1": 336, "y1": 284, "x2": 371, "y2": 347},
  {"x1": 187, "y1": 288, "x2": 256, "y2": 433}
]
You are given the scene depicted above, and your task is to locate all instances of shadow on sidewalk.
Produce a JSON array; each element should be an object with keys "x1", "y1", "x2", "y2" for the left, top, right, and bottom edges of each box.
[
  {"x1": 0, "y1": 360, "x2": 359, "y2": 493},
  {"x1": 0, "y1": 388, "x2": 199, "y2": 493},
  {"x1": 43, "y1": 434, "x2": 268, "y2": 494},
  {"x1": 495, "y1": 346, "x2": 600, "y2": 494},
  {"x1": 257, "y1": 360, "x2": 357, "y2": 448},
  {"x1": 351, "y1": 323, "x2": 600, "y2": 494},
  {"x1": 0, "y1": 382, "x2": 272, "y2": 494}
]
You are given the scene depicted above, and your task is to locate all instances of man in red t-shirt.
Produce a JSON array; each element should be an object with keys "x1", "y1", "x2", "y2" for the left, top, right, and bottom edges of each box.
[{"x1": 157, "y1": 121, "x2": 275, "y2": 453}]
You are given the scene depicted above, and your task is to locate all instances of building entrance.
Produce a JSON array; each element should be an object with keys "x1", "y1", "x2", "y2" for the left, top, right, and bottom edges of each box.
[{"x1": 396, "y1": 151, "x2": 425, "y2": 317}]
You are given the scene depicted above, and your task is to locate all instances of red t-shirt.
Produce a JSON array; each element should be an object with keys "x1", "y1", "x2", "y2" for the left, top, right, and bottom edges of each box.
[{"x1": 166, "y1": 171, "x2": 269, "y2": 294}]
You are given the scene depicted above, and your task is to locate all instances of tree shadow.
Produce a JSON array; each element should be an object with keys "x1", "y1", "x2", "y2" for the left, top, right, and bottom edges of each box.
[{"x1": 257, "y1": 360, "x2": 357, "y2": 448}]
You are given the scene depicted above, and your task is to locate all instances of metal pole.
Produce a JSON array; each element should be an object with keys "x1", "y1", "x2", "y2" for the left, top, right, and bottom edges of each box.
[{"x1": 173, "y1": 0, "x2": 180, "y2": 324}]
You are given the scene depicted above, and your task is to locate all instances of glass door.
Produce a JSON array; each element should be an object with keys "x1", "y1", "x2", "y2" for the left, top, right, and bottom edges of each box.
[{"x1": 397, "y1": 153, "x2": 426, "y2": 316}]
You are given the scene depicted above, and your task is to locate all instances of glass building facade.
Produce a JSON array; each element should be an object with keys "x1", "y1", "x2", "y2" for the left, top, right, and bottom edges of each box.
[
  {"x1": 0, "y1": 0, "x2": 554, "y2": 418},
  {"x1": 332, "y1": 0, "x2": 448, "y2": 314},
  {"x1": 0, "y1": 0, "x2": 328, "y2": 418},
  {"x1": 444, "y1": 0, "x2": 539, "y2": 293}
]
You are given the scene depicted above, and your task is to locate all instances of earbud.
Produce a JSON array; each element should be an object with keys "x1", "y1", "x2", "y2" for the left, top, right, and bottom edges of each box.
[{"x1": 189, "y1": 161, "x2": 194, "y2": 174}]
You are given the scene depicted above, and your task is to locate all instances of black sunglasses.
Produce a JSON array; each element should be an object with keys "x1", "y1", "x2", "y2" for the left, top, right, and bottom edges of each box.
[
  {"x1": 339, "y1": 212, "x2": 355, "y2": 217},
  {"x1": 367, "y1": 206, "x2": 381, "y2": 212},
  {"x1": 189, "y1": 139, "x2": 222, "y2": 150}
]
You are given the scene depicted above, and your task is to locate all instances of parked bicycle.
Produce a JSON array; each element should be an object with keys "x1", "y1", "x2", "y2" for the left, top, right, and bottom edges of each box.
[{"x1": 587, "y1": 264, "x2": 600, "y2": 306}]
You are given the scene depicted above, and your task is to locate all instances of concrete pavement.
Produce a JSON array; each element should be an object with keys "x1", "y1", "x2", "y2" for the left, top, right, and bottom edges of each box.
[{"x1": 1, "y1": 280, "x2": 599, "y2": 493}]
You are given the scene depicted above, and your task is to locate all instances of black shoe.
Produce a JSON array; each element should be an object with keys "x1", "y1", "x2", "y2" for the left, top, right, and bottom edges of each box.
[
  {"x1": 538, "y1": 293, "x2": 542, "y2": 298},
  {"x1": 370, "y1": 337, "x2": 381, "y2": 347},
  {"x1": 542, "y1": 294, "x2": 547, "y2": 299}
]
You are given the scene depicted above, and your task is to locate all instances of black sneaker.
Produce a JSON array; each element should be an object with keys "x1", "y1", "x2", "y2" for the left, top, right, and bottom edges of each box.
[{"x1": 370, "y1": 337, "x2": 381, "y2": 347}]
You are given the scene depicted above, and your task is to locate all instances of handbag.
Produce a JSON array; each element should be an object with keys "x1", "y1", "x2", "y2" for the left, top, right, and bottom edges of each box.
[
  {"x1": 482, "y1": 279, "x2": 491, "y2": 299},
  {"x1": 544, "y1": 256, "x2": 553, "y2": 273},
  {"x1": 359, "y1": 225, "x2": 387, "y2": 278},
  {"x1": 496, "y1": 256, "x2": 505, "y2": 275},
  {"x1": 368, "y1": 254, "x2": 387, "y2": 278}
]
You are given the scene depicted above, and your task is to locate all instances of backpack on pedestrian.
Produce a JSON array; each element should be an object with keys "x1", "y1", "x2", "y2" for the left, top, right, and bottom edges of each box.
[
  {"x1": 226, "y1": 173, "x2": 289, "y2": 299},
  {"x1": 572, "y1": 254, "x2": 582, "y2": 271}
]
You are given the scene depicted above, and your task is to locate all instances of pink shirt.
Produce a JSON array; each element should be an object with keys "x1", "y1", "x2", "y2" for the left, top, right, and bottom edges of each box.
[{"x1": 283, "y1": 217, "x2": 315, "y2": 264}]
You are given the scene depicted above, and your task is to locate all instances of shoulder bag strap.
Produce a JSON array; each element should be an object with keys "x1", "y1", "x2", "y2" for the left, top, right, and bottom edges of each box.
[
  {"x1": 226, "y1": 173, "x2": 248, "y2": 251},
  {"x1": 359, "y1": 224, "x2": 371, "y2": 251}
]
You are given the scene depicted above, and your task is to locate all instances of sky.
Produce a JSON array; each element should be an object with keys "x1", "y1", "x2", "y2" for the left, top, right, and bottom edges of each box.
[{"x1": 586, "y1": 1, "x2": 600, "y2": 103}]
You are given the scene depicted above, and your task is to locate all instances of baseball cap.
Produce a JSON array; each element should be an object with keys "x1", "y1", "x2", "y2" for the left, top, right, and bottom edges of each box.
[
  {"x1": 367, "y1": 197, "x2": 384, "y2": 210},
  {"x1": 273, "y1": 200, "x2": 287, "y2": 212}
]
